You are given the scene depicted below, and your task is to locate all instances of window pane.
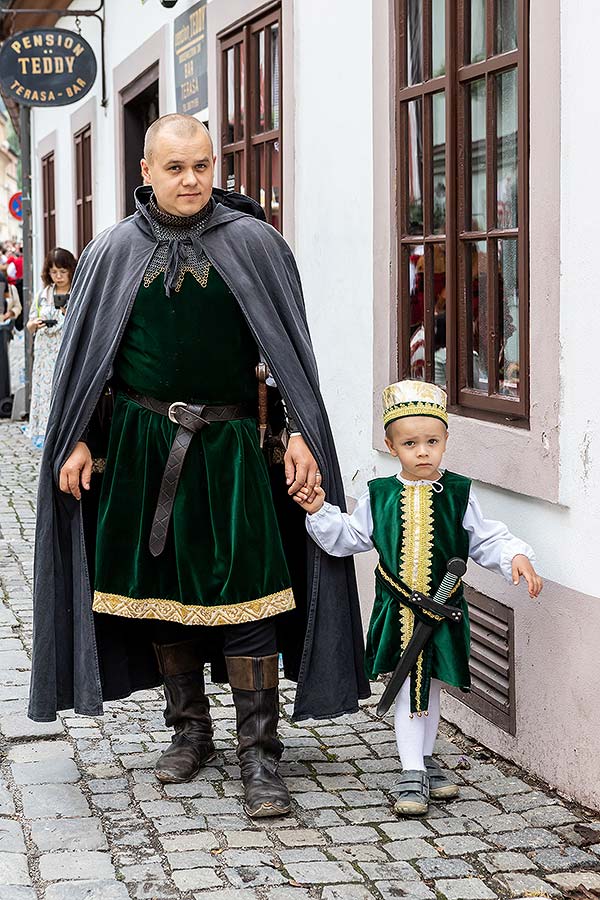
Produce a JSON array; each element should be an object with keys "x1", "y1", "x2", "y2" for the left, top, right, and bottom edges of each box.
[
  {"x1": 498, "y1": 239, "x2": 519, "y2": 397},
  {"x1": 433, "y1": 244, "x2": 447, "y2": 387},
  {"x1": 257, "y1": 29, "x2": 265, "y2": 131},
  {"x1": 496, "y1": 0, "x2": 517, "y2": 53},
  {"x1": 237, "y1": 151, "x2": 246, "y2": 196},
  {"x1": 239, "y1": 41, "x2": 245, "y2": 137},
  {"x1": 467, "y1": 241, "x2": 488, "y2": 391},
  {"x1": 497, "y1": 67, "x2": 518, "y2": 229},
  {"x1": 407, "y1": 0, "x2": 423, "y2": 85},
  {"x1": 271, "y1": 140, "x2": 281, "y2": 231},
  {"x1": 254, "y1": 143, "x2": 266, "y2": 213},
  {"x1": 432, "y1": 91, "x2": 446, "y2": 234},
  {"x1": 469, "y1": 78, "x2": 486, "y2": 230},
  {"x1": 407, "y1": 98, "x2": 424, "y2": 234},
  {"x1": 226, "y1": 48, "x2": 234, "y2": 143},
  {"x1": 271, "y1": 23, "x2": 280, "y2": 130},
  {"x1": 408, "y1": 244, "x2": 426, "y2": 380},
  {"x1": 470, "y1": 0, "x2": 486, "y2": 63},
  {"x1": 224, "y1": 154, "x2": 235, "y2": 192},
  {"x1": 432, "y1": 0, "x2": 446, "y2": 77}
]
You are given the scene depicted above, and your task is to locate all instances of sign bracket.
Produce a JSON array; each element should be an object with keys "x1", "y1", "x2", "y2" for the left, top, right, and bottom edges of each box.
[{"x1": 0, "y1": 1, "x2": 107, "y2": 106}]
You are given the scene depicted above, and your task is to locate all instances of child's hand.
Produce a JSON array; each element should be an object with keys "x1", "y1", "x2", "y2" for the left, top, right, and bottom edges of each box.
[
  {"x1": 511, "y1": 554, "x2": 543, "y2": 598},
  {"x1": 293, "y1": 484, "x2": 326, "y2": 515}
]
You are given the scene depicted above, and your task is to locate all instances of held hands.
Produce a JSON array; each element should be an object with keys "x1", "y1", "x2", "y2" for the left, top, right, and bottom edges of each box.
[
  {"x1": 59, "y1": 442, "x2": 93, "y2": 500},
  {"x1": 512, "y1": 554, "x2": 543, "y2": 598},
  {"x1": 284, "y1": 434, "x2": 320, "y2": 503},
  {"x1": 293, "y1": 483, "x2": 326, "y2": 514}
]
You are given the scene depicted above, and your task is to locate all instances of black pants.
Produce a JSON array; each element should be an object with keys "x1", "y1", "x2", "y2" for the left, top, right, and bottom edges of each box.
[{"x1": 148, "y1": 617, "x2": 277, "y2": 658}]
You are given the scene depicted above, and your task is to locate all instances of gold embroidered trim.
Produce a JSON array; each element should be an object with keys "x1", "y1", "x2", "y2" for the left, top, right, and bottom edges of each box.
[
  {"x1": 92, "y1": 587, "x2": 295, "y2": 626},
  {"x1": 383, "y1": 401, "x2": 448, "y2": 428},
  {"x1": 398, "y1": 485, "x2": 435, "y2": 713},
  {"x1": 91, "y1": 458, "x2": 106, "y2": 474}
]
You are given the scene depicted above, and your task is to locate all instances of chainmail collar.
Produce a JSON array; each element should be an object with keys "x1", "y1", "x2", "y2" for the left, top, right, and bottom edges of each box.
[
  {"x1": 147, "y1": 193, "x2": 215, "y2": 231},
  {"x1": 144, "y1": 194, "x2": 215, "y2": 297}
]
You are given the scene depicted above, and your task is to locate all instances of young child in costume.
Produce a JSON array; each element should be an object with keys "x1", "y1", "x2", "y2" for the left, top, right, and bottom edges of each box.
[{"x1": 294, "y1": 380, "x2": 543, "y2": 816}]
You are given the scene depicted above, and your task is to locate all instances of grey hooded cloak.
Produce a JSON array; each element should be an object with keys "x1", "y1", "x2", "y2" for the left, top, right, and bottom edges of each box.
[{"x1": 28, "y1": 186, "x2": 370, "y2": 723}]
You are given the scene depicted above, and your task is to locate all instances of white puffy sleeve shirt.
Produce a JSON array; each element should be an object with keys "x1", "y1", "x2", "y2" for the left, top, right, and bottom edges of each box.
[{"x1": 305, "y1": 477, "x2": 535, "y2": 583}]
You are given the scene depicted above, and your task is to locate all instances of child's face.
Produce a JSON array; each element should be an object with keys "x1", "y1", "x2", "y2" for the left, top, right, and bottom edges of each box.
[{"x1": 384, "y1": 416, "x2": 448, "y2": 481}]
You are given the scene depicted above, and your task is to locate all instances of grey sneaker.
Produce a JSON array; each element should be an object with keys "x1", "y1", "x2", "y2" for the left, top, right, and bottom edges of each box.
[
  {"x1": 392, "y1": 769, "x2": 430, "y2": 816},
  {"x1": 425, "y1": 755, "x2": 459, "y2": 800}
]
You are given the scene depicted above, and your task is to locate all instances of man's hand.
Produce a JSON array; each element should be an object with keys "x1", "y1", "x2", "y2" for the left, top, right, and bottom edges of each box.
[
  {"x1": 512, "y1": 554, "x2": 543, "y2": 598},
  {"x1": 59, "y1": 442, "x2": 93, "y2": 500},
  {"x1": 284, "y1": 434, "x2": 320, "y2": 502},
  {"x1": 293, "y1": 484, "x2": 326, "y2": 515}
]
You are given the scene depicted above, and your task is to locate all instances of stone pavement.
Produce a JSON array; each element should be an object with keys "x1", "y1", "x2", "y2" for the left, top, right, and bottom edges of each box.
[{"x1": 1, "y1": 421, "x2": 600, "y2": 900}]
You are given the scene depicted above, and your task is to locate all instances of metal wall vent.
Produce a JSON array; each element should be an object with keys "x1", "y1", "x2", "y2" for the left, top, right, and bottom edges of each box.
[{"x1": 447, "y1": 585, "x2": 516, "y2": 735}]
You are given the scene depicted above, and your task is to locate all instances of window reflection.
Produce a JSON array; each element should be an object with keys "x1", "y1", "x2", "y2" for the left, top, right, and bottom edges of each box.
[
  {"x1": 467, "y1": 241, "x2": 488, "y2": 391},
  {"x1": 271, "y1": 24, "x2": 280, "y2": 130},
  {"x1": 408, "y1": 98, "x2": 423, "y2": 234},
  {"x1": 496, "y1": 0, "x2": 517, "y2": 53},
  {"x1": 469, "y1": 78, "x2": 486, "y2": 229},
  {"x1": 408, "y1": 245, "x2": 447, "y2": 386},
  {"x1": 407, "y1": 0, "x2": 423, "y2": 85},
  {"x1": 498, "y1": 239, "x2": 519, "y2": 397},
  {"x1": 470, "y1": 0, "x2": 486, "y2": 63},
  {"x1": 497, "y1": 68, "x2": 518, "y2": 229},
  {"x1": 433, "y1": 92, "x2": 446, "y2": 233},
  {"x1": 432, "y1": 0, "x2": 446, "y2": 77},
  {"x1": 227, "y1": 49, "x2": 235, "y2": 143}
]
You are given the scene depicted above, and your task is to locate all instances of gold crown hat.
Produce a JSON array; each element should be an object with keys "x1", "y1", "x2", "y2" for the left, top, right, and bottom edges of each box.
[{"x1": 382, "y1": 380, "x2": 448, "y2": 428}]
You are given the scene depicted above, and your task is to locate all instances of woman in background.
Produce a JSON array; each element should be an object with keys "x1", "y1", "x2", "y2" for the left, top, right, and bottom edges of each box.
[{"x1": 26, "y1": 247, "x2": 76, "y2": 449}]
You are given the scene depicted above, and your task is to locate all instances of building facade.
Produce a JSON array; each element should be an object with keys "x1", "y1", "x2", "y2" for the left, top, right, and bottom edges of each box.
[{"x1": 18, "y1": 0, "x2": 600, "y2": 809}]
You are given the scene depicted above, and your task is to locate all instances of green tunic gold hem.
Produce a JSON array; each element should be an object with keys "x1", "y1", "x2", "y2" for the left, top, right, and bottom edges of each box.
[{"x1": 94, "y1": 266, "x2": 292, "y2": 624}]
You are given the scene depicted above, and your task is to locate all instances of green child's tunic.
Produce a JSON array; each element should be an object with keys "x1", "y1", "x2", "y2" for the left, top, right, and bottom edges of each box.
[
  {"x1": 93, "y1": 267, "x2": 294, "y2": 626},
  {"x1": 365, "y1": 472, "x2": 471, "y2": 714}
]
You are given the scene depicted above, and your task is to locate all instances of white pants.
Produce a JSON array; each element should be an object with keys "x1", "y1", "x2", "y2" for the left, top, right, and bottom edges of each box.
[{"x1": 394, "y1": 678, "x2": 443, "y2": 771}]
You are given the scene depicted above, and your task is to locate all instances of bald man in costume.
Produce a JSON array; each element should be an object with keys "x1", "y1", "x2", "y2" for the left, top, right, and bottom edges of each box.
[{"x1": 30, "y1": 115, "x2": 368, "y2": 818}]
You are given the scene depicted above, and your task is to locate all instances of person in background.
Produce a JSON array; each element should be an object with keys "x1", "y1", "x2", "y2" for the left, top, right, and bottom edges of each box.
[
  {"x1": 0, "y1": 271, "x2": 22, "y2": 414},
  {"x1": 25, "y1": 247, "x2": 76, "y2": 448}
]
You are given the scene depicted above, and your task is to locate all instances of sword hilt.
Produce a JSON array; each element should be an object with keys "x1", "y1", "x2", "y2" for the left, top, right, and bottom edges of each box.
[{"x1": 431, "y1": 557, "x2": 467, "y2": 605}]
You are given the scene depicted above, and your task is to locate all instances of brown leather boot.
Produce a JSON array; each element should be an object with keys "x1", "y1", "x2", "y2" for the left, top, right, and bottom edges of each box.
[
  {"x1": 153, "y1": 640, "x2": 215, "y2": 783},
  {"x1": 226, "y1": 654, "x2": 290, "y2": 818}
]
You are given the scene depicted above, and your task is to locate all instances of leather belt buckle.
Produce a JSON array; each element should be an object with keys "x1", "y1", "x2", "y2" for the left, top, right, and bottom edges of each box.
[{"x1": 167, "y1": 401, "x2": 188, "y2": 423}]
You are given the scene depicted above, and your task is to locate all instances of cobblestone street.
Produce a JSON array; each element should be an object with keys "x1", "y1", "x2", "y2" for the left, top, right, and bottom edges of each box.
[{"x1": 0, "y1": 421, "x2": 599, "y2": 900}]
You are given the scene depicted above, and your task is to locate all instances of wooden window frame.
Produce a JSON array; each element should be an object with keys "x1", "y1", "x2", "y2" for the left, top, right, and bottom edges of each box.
[
  {"x1": 219, "y1": 2, "x2": 282, "y2": 229},
  {"x1": 396, "y1": 0, "x2": 530, "y2": 423},
  {"x1": 74, "y1": 124, "x2": 93, "y2": 255},
  {"x1": 41, "y1": 151, "x2": 56, "y2": 257}
]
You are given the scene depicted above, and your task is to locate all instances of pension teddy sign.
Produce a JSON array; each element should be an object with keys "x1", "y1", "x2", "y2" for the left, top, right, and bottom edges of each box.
[{"x1": 0, "y1": 28, "x2": 97, "y2": 107}]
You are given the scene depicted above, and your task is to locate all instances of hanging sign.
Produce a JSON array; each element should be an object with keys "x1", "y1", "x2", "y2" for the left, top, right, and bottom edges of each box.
[
  {"x1": 173, "y1": 0, "x2": 207, "y2": 116},
  {"x1": 0, "y1": 28, "x2": 97, "y2": 107}
]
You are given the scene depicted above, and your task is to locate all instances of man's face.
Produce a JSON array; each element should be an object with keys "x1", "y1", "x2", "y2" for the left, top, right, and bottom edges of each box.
[{"x1": 140, "y1": 128, "x2": 215, "y2": 217}]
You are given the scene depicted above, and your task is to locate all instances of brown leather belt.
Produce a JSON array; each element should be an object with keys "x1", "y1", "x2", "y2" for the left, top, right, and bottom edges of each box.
[{"x1": 123, "y1": 387, "x2": 254, "y2": 557}]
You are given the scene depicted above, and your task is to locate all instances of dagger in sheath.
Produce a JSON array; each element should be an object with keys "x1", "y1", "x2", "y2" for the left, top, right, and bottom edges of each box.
[{"x1": 375, "y1": 556, "x2": 467, "y2": 718}]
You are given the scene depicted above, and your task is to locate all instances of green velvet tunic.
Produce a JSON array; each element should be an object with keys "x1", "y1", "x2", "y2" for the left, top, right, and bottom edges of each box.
[
  {"x1": 365, "y1": 472, "x2": 471, "y2": 714},
  {"x1": 92, "y1": 267, "x2": 294, "y2": 626}
]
